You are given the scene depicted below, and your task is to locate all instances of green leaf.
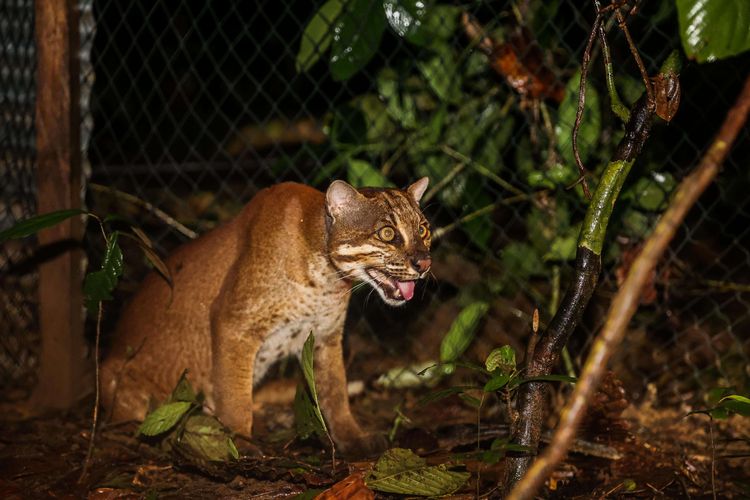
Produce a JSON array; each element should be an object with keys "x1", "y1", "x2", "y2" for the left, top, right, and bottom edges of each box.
[
  {"x1": 177, "y1": 414, "x2": 239, "y2": 462},
  {"x1": 138, "y1": 401, "x2": 192, "y2": 436},
  {"x1": 383, "y1": 1, "x2": 460, "y2": 47},
  {"x1": 526, "y1": 162, "x2": 578, "y2": 189},
  {"x1": 626, "y1": 172, "x2": 676, "y2": 212},
  {"x1": 544, "y1": 233, "x2": 578, "y2": 262},
  {"x1": 480, "y1": 437, "x2": 532, "y2": 462},
  {"x1": 483, "y1": 373, "x2": 511, "y2": 392},
  {"x1": 347, "y1": 158, "x2": 393, "y2": 187},
  {"x1": 439, "y1": 301, "x2": 490, "y2": 364},
  {"x1": 383, "y1": 0, "x2": 427, "y2": 45},
  {"x1": 459, "y1": 393, "x2": 482, "y2": 408},
  {"x1": 676, "y1": 0, "x2": 750, "y2": 63},
  {"x1": 556, "y1": 70, "x2": 601, "y2": 171},
  {"x1": 501, "y1": 242, "x2": 545, "y2": 281},
  {"x1": 297, "y1": 0, "x2": 344, "y2": 72},
  {"x1": 301, "y1": 333, "x2": 329, "y2": 435},
  {"x1": 445, "y1": 100, "x2": 502, "y2": 155},
  {"x1": 365, "y1": 448, "x2": 470, "y2": 496},
  {"x1": 417, "y1": 5, "x2": 460, "y2": 42},
  {"x1": 84, "y1": 231, "x2": 124, "y2": 311},
  {"x1": 294, "y1": 382, "x2": 328, "y2": 439},
  {"x1": 0, "y1": 208, "x2": 86, "y2": 242},
  {"x1": 492, "y1": 438, "x2": 532, "y2": 453},
  {"x1": 718, "y1": 394, "x2": 750, "y2": 416},
  {"x1": 416, "y1": 155, "x2": 465, "y2": 207},
  {"x1": 709, "y1": 407, "x2": 730, "y2": 420},
  {"x1": 301, "y1": 333, "x2": 318, "y2": 401},
  {"x1": 622, "y1": 208, "x2": 652, "y2": 237},
  {"x1": 720, "y1": 394, "x2": 750, "y2": 405},
  {"x1": 169, "y1": 370, "x2": 199, "y2": 404},
  {"x1": 330, "y1": 0, "x2": 386, "y2": 81},
  {"x1": 476, "y1": 116, "x2": 514, "y2": 173},
  {"x1": 351, "y1": 93, "x2": 397, "y2": 142},
  {"x1": 377, "y1": 68, "x2": 418, "y2": 129},
  {"x1": 485, "y1": 345, "x2": 516, "y2": 374},
  {"x1": 417, "y1": 386, "x2": 468, "y2": 406},
  {"x1": 417, "y1": 43, "x2": 461, "y2": 103},
  {"x1": 706, "y1": 386, "x2": 733, "y2": 406},
  {"x1": 375, "y1": 361, "x2": 442, "y2": 389},
  {"x1": 460, "y1": 177, "x2": 492, "y2": 250}
]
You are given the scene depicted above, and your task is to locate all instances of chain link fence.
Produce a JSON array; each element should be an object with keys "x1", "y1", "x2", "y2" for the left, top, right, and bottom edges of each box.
[
  {"x1": 2, "y1": 0, "x2": 749, "y2": 408},
  {"x1": 1, "y1": 0, "x2": 39, "y2": 400}
]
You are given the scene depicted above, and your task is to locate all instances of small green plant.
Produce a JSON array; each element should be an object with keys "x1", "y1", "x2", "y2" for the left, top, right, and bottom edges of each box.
[
  {"x1": 0, "y1": 208, "x2": 170, "y2": 477},
  {"x1": 293, "y1": 332, "x2": 336, "y2": 457},
  {"x1": 418, "y1": 314, "x2": 574, "y2": 463},
  {"x1": 139, "y1": 371, "x2": 240, "y2": 464},
  {"x1": 0, "y1": 209, "x2": 169, "y2": 309},
  {"x1": 428, "y1": 303, "x2": 575, "y2": 402},
  {"x1": 690, "y1": 387, "x2": 750, "y2": 420}
]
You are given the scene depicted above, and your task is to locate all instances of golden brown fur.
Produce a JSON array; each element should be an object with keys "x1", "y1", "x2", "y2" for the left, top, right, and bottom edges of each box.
[{"x1": 101, "y1": 179, "x2": 430, "y2": 456}]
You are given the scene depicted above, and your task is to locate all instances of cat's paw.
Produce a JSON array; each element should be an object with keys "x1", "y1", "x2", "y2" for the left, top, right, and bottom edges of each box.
[
  {"x1": 233, "y1": 435, "x2": 265, "y2": 458},
  {"x1": 337, "y1": 431, "x2": 389, "y2": 459}
]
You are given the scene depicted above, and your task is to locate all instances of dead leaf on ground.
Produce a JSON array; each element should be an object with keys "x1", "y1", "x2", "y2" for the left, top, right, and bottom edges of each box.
[{"x1": 315, "y1": 472, "x2": 374, "y2": 500}]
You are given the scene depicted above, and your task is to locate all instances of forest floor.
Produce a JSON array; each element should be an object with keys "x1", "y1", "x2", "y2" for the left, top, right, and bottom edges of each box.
[{"x1": 1, "y1": 372, "x2": 748, "y2": 499}]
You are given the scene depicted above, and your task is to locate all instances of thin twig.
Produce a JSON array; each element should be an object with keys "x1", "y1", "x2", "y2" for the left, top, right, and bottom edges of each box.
[
  {"x1": 614, "y1": 3, "x2": 653, "y2": 106},
  {"x1": 433, "y1": 203, "x2": 498, "y2": 241},
  {"x1": 570, "y1": 11, "x2": 600, "y2": 200},
  {"x1": 507, "y1": 73, "x2": 750, "y2": 500},
  {"x1": 433, "y1": 194, "x2": 529, "y2": 241},
  {"x1": 440, "y1": 145, "x2": 525, "y2": 197},
  {"x1": 380, "y1": 137, "x2": 411, "y2": 176},
  {"x1": 79, "y1": 300, "x2": 103, "y2": 482},
  {"x1": 89, "y1": 183, "x2": 198, "y2": 239},
  {"x1": 594, "y1": 0, "x2": 630, "y2": 123},
  {"x1": 709, "y1": 417, "x2": 717, "y2": 500},
  {"x1": 422, "y1": 162, "x2": 467, "y2": 204}
]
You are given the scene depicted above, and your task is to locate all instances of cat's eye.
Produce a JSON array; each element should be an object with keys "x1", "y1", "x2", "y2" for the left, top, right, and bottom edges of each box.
[
  {"x1": 378, "y1": 226, "x2": 396, "y2": 242},
  {"x1": 418, "y1": 224, "x2": 430, "y2": 239}
]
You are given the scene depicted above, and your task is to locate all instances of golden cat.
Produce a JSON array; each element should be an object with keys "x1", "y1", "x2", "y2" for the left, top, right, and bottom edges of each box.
[{"x1": 101, "y1": 179, "x2": 432, "y2": 456}]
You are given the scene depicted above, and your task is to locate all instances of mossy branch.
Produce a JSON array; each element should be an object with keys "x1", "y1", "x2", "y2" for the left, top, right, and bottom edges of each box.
[
  {"x1": 504, "y1": 91, "x2": 658, "y2": 489},
  {"x1": 508, "y1": 72, "x2": 750, "y2": 500}
]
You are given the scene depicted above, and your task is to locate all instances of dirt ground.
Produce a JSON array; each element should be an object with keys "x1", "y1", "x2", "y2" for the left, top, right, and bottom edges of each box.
[{"x1": 1, "y1": 373, "x2": 748, "y2": 499}]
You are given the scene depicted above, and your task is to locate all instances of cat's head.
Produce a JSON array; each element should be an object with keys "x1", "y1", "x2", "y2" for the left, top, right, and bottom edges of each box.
[{"x1": 325, "y1": 178, "x2": 432, "y2": 306}]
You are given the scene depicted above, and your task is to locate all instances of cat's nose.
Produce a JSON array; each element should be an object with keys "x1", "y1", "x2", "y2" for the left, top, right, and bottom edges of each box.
[{"x1": 411, "y1": 256, "x2": 431, "y2": 274}]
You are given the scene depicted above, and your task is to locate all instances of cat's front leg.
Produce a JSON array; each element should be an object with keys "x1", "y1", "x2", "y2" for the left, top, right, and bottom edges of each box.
[
  {"x1": 209, "y1": 302, "x2": 262, "y2": 438},
  {"x1": 313, "y1": 331, "x2": 387, "y2": 457}
]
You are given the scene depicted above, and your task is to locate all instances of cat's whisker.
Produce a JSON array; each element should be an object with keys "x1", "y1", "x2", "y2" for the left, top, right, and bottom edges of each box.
[
  {"x1": 363, "y1": 287, "x2": 377, "y2": 308},
  {"x1": 338, "y1": 279, "x2": 369, "y2": 299}
]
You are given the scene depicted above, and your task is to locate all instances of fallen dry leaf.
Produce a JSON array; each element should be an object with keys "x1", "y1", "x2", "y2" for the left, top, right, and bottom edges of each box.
[{"x1": 315, "y1": 472, "x2": 374, "y2": 500}]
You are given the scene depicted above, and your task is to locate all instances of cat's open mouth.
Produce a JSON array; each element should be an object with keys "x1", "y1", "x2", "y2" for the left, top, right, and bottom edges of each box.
[{"x1": 366, "y1": 269, "x2": 416, "y2": 302}]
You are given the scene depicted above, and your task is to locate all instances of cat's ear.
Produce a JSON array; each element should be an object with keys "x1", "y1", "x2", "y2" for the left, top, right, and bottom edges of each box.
[
  {"x1": 326, "y1": 180, "x2": 363, "y2": 219},
  {"x1": 407, "y1": 177, "x2": 429, "y2": 205}
]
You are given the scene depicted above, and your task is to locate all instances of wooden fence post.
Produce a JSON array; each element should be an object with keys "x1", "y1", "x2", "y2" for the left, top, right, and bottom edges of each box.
[{"x1": 32, "y1": 0, "x2": 87, "y2": 408}]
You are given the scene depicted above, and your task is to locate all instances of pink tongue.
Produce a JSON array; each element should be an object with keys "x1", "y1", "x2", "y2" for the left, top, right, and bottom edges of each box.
[{"x1": 396, "y1": 281, "x2": 415, "y2": 301}]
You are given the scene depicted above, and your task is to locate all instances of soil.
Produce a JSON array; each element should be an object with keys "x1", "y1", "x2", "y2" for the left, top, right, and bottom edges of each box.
[{"x1": 1, "y1": 375, "x2": 748, "y2": 499}]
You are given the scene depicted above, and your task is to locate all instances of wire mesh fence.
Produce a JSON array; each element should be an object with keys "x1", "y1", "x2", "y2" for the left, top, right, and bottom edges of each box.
[
  {"x1": 0, "y1": 0, "x2": 39, "y2": 400},
  {"x1": 1, "y1": 0, "x2": 749, "y2": 409}
]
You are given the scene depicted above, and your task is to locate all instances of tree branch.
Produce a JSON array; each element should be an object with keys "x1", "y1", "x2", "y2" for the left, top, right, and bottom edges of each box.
[
  {"x1": 507, "y1": 72, "x2": 750, "y2": 500},
  {"x1": 505, "y1": 87, "x2": 656, "y2": 487}
]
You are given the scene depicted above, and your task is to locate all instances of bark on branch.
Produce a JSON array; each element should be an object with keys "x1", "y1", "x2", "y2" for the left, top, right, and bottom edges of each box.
[
  {"x1": 505, "y1": 90, "x2": 655, "y2": 488},
  {"x1": 507, "y1": 72, "x2": 750, "y2": 500}
]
